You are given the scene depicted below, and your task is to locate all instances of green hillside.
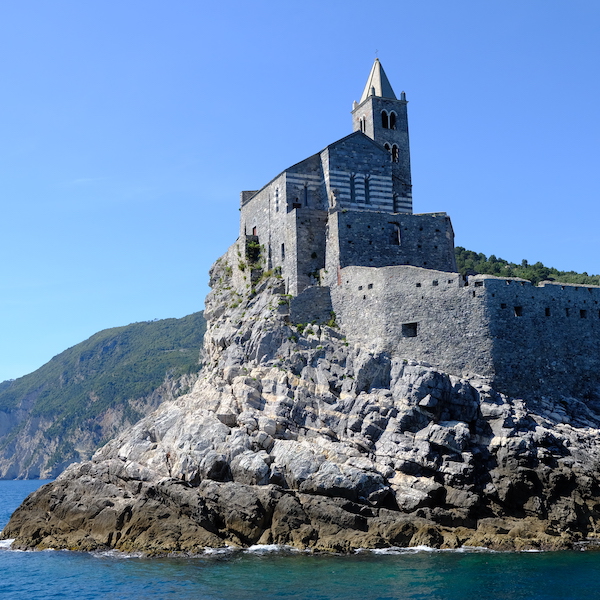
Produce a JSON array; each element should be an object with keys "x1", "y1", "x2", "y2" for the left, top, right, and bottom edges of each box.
[
  {"x1": 455, "y1": 247, "x2": 600, "y2": 286},
  {"x1": 0, "y1": 312, "x2": 206, "y2": 471}
]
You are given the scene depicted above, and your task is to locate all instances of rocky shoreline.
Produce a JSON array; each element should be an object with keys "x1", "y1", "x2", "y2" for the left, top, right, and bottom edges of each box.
[{"x1": 4, "y1": 245, "x2": 600, "y2": 553}]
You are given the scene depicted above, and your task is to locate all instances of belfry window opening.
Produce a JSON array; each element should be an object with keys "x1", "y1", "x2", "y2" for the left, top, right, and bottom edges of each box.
[
  {"x1": 389, "y1": 111, "x2": 397, "y2": 130},
  {"x1": 392, "y1": 145, "x2": 399, "y2": 163},
  {"x1": 381, "y1": 110, "x2": 389, "y2": 129}
]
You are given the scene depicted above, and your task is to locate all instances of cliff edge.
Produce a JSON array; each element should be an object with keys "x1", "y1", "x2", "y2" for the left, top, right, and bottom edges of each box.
[{"x1": 3, "y1": 242, "x2": 600, "y2": 553}]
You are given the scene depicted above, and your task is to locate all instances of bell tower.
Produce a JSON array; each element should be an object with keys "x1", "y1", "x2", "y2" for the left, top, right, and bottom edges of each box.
[{"x1": 352, "y1": 59, "x2": 412, "y2": 213}]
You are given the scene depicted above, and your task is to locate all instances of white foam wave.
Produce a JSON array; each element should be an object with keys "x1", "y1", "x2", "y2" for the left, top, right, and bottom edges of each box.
[
  {"x1": 362, "y1": 545, "x2": 497, "y2": 555},
  {"x1": 91, "y1": 549, "x2": 145, "y2": 559},
  {"x1": 0, "y1": 539, "x2": 15, "y2": 550},
  {"x1": 245, "y1": 544, "x2": 301, "y2": 554},
  {"x1": 203, "y1": 546, "x2": 236, "y2": 556}
]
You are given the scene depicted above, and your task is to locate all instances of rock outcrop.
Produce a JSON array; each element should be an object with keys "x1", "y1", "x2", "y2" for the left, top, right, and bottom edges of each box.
[{"x1": 4, "y1": 243, "x2": 600, "y2": 552}]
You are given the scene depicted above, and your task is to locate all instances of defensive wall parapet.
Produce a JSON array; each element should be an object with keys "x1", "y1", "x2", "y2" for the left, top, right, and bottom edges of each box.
[
  {"x1": 331, "y1": 267, "x2": 600, "y2": 400},
  {"x1": 470, "y1": 276, "x2": 600, "y2": 399}
]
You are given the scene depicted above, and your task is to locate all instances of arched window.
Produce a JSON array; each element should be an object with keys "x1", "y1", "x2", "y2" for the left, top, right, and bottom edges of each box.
[
  {"x1": 381, "y1": 110, "x2": 389, "y2": 129},
  {"x1": 392, "y1": 145, "x2": 399, "y2": 163},
  {"x1": 389, "y1": 112, "x2": 397, "y2": 130},
  {"x1": 350, "y1": 173, "x2": 356, "y2": 203},
  {"x1": 364, "y1": 175, "x2": 370, "y2": 204},
  {"x1": 384, "y1": 143, "x2": 391, "y2": 152}
]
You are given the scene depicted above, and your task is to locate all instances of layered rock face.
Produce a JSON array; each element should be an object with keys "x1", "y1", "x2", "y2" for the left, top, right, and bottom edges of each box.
[{"x1": 4, "y1": 243, "x2": 600, "y2": 552}]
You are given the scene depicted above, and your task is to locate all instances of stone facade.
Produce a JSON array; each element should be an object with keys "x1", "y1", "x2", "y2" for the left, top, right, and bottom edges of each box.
[{"x1": 235, "y1": 59, "x2": 600, "y2": 401}]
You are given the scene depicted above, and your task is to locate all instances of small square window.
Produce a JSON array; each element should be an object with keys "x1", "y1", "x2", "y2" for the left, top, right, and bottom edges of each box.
[
  {"x1": 432, "y1": 280, "x2": 438, "y2": 286},
  {"x1": 580, "y1": 309, "x2": 587, "y2": 318},
  {"x1": 514, "y1": 306, "x2": 523, "y2": 317},
  {"x1": 368, "y1": 283, "x2": 373, "y2": 289},
  {"x1": 545, "y1": 308, "x2": 551, "y2": 317},
  {"x1": 402, "y1": 322, "x2": 418, "y2": 337}
]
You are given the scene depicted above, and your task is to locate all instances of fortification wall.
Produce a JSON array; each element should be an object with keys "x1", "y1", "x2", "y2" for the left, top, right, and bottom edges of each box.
[
  {"x1": 474, "y1": 276, "x2": 600, "y2": 399},
  {"x1": 331, "y1": 265, "x2": 495, "y2": 380},
  {"x1": 290, "y1": 286, "x2": 333, "y2": 325},
  {"x1": 331, "y1": 266, "x2": 600, "y2": 399}
]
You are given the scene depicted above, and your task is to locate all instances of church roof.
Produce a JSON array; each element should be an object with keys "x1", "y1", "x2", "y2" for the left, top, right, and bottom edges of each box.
[{"x1": 359, "y1": 58, "x2": 397, "y2": 102}]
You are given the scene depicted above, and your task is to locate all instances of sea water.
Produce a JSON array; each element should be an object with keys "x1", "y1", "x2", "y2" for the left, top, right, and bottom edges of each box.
[{"x1": 0, "y1": 480, "x2": 598, "y2": 600}]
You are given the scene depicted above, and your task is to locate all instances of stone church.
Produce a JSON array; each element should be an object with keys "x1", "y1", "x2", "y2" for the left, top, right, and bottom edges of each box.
[{"x1": 234, "y1": 60, "x2": 600, "y2": 401}]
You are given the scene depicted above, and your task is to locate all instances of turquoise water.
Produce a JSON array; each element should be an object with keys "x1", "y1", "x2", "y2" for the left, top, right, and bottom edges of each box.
[{"x1": 0, "y1": 480, "x2": 598, "y2": 599}]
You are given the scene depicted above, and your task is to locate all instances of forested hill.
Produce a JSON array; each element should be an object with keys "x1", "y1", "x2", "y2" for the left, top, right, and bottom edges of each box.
[
  {"x1": 455, "y1": 247, "x2": 600, "y2": 286},
  {"x1": 0, "y1": 312, "x2": 206, "y2": 479}
]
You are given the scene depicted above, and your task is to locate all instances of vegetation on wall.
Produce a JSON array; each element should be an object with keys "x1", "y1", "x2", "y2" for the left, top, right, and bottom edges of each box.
[{"x1": 455, "y1": 247, "x2": 600, "y2": 286}]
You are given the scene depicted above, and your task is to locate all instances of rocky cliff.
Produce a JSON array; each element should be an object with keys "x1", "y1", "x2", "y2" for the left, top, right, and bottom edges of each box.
[{"x1": 4, "y1": 242, "x2": 600, "y2": 552}]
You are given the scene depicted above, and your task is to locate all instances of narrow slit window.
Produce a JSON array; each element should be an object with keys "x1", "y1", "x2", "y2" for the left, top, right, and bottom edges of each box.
[
  {"x1": 364, "y1": 175, "x2": 370, "y2": 204},
  {"x1": 545, "y1": 307, "x2": 551, "y2": 317},
  {"x1": 388, "y1": 222, "x2": 401, "y2": 246},
  {"x1": 281, "y1": 243, "x2": 285, "y2": 260},
  {"x1": 350, "y1": 173, "x2": 356, "y2": 203}
]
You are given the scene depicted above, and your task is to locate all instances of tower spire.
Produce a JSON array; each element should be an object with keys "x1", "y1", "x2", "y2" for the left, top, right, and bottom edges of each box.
[{"x1": 359, "y1": 58, "x2": 397, "y2": 103}]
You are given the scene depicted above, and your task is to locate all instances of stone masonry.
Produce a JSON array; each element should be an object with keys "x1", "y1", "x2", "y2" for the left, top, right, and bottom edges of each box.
[{"x1": 236, "y1": 59, "x2": 600, "y2": 401}]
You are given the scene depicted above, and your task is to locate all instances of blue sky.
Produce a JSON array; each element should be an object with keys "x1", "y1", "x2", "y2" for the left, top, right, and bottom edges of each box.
[{"x1": 1, "y1": 1, "x2": 599, "y2": 382}]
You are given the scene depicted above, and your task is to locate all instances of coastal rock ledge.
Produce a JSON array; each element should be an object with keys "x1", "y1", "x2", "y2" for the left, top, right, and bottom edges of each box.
[{"x1": 4, "y1": 248, "x2": 600, "y2": 553}]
